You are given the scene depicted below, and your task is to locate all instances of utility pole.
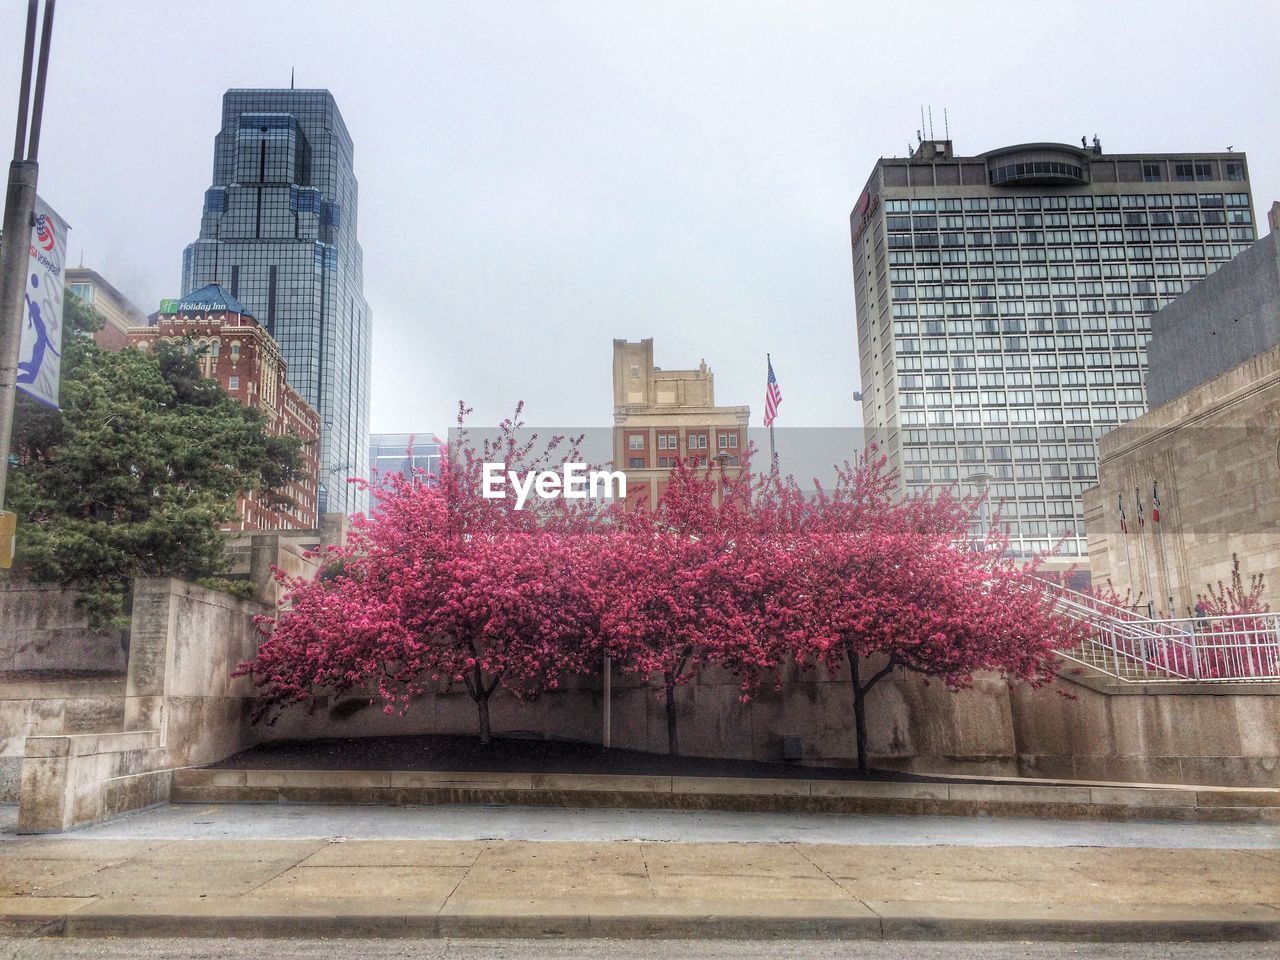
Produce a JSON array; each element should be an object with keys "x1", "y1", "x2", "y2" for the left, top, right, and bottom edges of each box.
[{"x1": 0, "y1": 0, "x2": 56, "y2": 516}]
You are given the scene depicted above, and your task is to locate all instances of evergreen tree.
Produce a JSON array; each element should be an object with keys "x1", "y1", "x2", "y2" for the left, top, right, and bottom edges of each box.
[{"x1": 5, "y1": 294, "x2": 305, "y2": 627}]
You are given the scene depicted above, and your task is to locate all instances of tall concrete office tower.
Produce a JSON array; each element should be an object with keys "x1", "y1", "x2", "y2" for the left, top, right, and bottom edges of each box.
[
  {"x1": 851, "y1": 140, "x2": 1255, "y2": 572},
  {"x1": 182, "y1": 89, "x2": 371, "y2": 515}
]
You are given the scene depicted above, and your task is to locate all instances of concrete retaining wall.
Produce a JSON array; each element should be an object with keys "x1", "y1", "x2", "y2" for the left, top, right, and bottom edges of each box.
[
  {"x1": 260, "y1": 662, "x2": 1022, "y2": 777},
  {"x1": 6, "y1": 569, "x2": 1280, "y2": 831},
  {"x1": 15, "y1": 578, "x2": 269, "y2": 832},
  {"x1": 0, "y1": 581, "x2": 127, "y2": 675},
  {"x1": 1011, "y1": 679, "x2": 1280, "y2": 786},
  {"x1": 259, "y1": 662, "x2": 1280, "y2": 787}
]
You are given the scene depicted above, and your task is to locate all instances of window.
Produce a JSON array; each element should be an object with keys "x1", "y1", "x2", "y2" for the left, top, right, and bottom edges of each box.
[
  {"x1": 628, "y1": 434, "x2": 644, "y2": 450},
  {"x1": 690, "y1": 433, "x2": 708, "y2": 450},
  {"x1": 1174, "y1": 163, "x2": 1194, "y2": 181},
  {"x1": 230, "y1": 340, "x2": 241, "y2": 361},
  {"x1": 227, "y1": 376, "x2": 239, "y2": 391},
  {"x1": 1194, "y1": 162, "x2": 1213, "y2": 181},
  {"x1": 1142, "y1": 162, "x2": 1161, "y2": 182},
  {"x1": 628, "y1": 458, "x2": 645, "y2": 469},
  {"x1": 1225, "y1": 161, "x2": 1244, "y2": 181}
]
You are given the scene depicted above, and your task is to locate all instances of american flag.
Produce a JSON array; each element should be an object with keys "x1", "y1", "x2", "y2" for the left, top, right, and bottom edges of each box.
[
  {"x1": 763, "y1": 355, "x2": 782, "y2": 427},
  {"x1": 1118, "y1": 494, "x2": 1128, "y2": 534}
]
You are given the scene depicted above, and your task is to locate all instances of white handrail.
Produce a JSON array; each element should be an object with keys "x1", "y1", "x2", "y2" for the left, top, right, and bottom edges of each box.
[{"x1": 1044, "y1": 582, "x2": 1280, "y2": 683}]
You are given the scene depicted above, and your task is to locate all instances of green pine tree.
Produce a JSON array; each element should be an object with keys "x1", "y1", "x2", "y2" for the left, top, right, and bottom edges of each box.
[{"x1": 5, "y1": 294, "x2": 305, "y2": 628}]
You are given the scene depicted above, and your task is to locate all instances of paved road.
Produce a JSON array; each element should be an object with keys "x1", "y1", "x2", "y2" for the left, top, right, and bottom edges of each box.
[
  {"x1": 2, "y1": 939, "x2": 1279, "y2": 959},
  {"x1": 3, "y1": 802, "x2": 1274, "y2": 849}
]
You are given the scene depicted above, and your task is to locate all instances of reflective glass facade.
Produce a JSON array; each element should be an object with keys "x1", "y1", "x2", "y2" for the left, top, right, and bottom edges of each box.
[
  {"x1": 852, "y1": 144, "x2": 1255, "y2": 564},
  {"x1": 368, "y1": 434, "x2": 442, "y2": 514},
  {"x1": 182, "y1": 89, "x2": 371, "y2": 515}
]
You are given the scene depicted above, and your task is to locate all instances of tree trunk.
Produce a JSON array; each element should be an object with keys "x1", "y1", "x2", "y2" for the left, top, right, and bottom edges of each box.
[
  {"x1": 664, "y1": 671, "x2": 679, "y2": 756},
  {"x1": 476, "y1": 692, "x2": 492, "y2": 745},
  {"x1": 470, "y1": 662, "x2": 493, "y2": 745},
  {"x1": 849, "y1": 653, "x2": 869, "y2": 773}
]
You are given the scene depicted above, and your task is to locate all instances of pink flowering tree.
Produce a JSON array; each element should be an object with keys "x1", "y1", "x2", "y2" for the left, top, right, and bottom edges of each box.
[
  {"x1": 601, "y1": 455, "x2": 789, "y2": 755},
  {"x1": 1197, "y1": 553, "x2": 1270, "y2": 617},
  {"x1": 237, "y1": 405, "x2": 611, "y2": 743},
  {"x1": 769, "y1": 451, "x2": 1085, "y2": 772}
]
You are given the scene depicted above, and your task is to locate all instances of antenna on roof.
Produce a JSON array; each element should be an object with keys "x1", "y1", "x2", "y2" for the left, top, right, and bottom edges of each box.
[
  {"x1": 928, "y1": 106, "x2": 934, "y2": 140},
  {"x1": 290, "y1": 67, "x2": 295, "y2": 90},
  {"x1": 920, "y1": 105, "x2": 926, "y2": 141},
  {"x1": 944, "y1": 108, "x2": 949, "y2": 140}
]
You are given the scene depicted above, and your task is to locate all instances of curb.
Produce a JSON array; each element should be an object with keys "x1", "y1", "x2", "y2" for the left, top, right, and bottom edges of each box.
[
  {"x1": 8, "y1": 903, "x2": 1278, "y2": 942},
  {"x1": 170, "y1": 767, "x2": 1280, "y2": 825}
]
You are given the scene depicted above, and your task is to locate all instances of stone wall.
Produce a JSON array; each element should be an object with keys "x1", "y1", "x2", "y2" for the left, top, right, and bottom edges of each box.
[
  {"x1": 0, "y1": 581, "x2": 127, "y2": 675},
  {"x1": 8, "y1": 573, "x2": 1280, "y2": 830},
  {"x1": 0, "y1": 676, "x2": 126, "y2": 801},
  {"x1": 1011, "y1": 678, "x2": 1280, "y2": 786},
  {"x1": 258, "y1": 664, "x2": 1278, "y2": 787},
  {"x1": 16, "y1": 578, "x2": 269, "y2": 832},
  {"x1": 260, "y1": 660, "x2": 1022, "y2": 777},
  {"x1": 1083, "y1": 340, "x2": 1280, "y2": 616}
]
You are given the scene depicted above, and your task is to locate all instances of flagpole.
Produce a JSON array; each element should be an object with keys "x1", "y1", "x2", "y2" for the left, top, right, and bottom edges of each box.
[
  {"x1": 766, "y1": 353, "x2": 778, "y2": 474},
  {"x1": 1119, "y1": 494, "x2": 1136, "y2": 606},
  {"x1": 1154, "y1": 480, "x2": 1176, "y2": 615},
  {"x1": 1135, "y1": 486, "x2": 1154, "y2": 617}
]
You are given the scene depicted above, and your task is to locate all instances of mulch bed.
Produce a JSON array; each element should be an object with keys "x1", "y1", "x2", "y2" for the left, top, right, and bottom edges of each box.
[{"x1": 210, "y1": 733, "x2": 946, "y2": 783}]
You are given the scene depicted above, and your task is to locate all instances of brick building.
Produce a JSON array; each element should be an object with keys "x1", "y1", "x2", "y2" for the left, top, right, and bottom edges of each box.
[
  {"x1": 128, "y1": 284, "x2": 320, "y2": 531},
  {"x1": 612, "y1": 339, "x2": 750, "y2": 508}
]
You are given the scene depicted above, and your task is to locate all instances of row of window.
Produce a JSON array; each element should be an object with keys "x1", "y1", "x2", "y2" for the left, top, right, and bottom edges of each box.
[
  {"x1": 890, "y1": 211, "x2": 1250, "y2": 231},
  {"x1": 898, "y1": 406, "x2": 1144, "y2": 426},
  {"x1": 882, "y1": 193, "x2": 1249, "y2": 214},
  {"x1": 627, "y1": 432, "x2": 740, "y2": 451},
  {"x1": 900, "y1": 387, "x2": 1142, "y2": 406},
  {"x1": 905, "y1": 443, "x2": 1100, "y2": 463},
  {"x1": 628, "y1": 455, "x2": 738, "y2": 469},
  {"x1": 893, "y1": 281, "x2": 1183, "y2": 300},
  {"x1": 899, "y1": 370, "x2": 1142, "y2": 389},
  {"x1": 882, "y1": 249, "x2": 1241, "y2": 270}
]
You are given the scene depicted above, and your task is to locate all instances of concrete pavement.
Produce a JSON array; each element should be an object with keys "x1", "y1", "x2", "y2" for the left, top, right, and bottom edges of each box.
[
  {"x1": 3, "y1": 940, "x2": 1280, "y2": 958},
  {"x1": 5, "y1": 801, "x2": 1274, "y2": 848},
  {"x1": 1, "y1": 805, "x2": 1278, "y2": 942}
]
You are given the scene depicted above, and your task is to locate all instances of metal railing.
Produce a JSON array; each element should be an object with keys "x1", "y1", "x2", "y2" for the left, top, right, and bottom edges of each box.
[{"x1": 1048, "y1": 584, "x2": 1280, "y2": 683}]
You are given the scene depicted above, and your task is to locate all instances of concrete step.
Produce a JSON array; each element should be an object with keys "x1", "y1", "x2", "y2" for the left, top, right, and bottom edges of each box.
[{"x1": 169, "y1": 767, "x2": 1280, "y2": 825}]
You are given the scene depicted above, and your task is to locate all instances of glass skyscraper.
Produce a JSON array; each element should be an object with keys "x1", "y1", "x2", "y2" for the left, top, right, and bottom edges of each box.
[
  {"x1": 851, "y1": 141, "x2": 1255, "y2": 568},
  {"x1": 182, "y1": 89, "x2": 372, "y2": 516}
]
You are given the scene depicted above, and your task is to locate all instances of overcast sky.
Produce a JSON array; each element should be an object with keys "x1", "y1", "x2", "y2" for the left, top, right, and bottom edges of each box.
[{"x1": 2, "y1": 0, "x2": 1276, "y2": 436}]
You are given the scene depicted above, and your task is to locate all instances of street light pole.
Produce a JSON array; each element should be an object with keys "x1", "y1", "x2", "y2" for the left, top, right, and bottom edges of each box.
[{"x1": 0, "y1": 0, "x2": 55, "y2": 511}]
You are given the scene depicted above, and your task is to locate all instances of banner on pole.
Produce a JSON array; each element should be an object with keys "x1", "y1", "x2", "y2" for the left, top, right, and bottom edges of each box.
[{"x1": 17, "y1": 196, "x2": 69, "y2": 409}]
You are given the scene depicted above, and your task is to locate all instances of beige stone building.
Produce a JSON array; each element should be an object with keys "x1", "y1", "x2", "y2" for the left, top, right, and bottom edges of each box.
[
  {"x1": 65, "y1": 267, "x2": 147, "y2": 351},
  {"x1": 612, "y1": 339, "x2": 750, "y2": 508},
  {"x1": 1083, "y1": 213, "x2": 1280, "y2": 616}
]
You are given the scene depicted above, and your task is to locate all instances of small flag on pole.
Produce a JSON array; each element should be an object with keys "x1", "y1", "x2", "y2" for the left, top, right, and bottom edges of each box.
[
  {"x1": 1151, "y1": 480, "x2": 1160, "y2": 524},
  {"x1": 1118, "y1": 494, "x2": 1128, "y2": 534},
  {"x1": 1135, "y1": 486, "x2": 1145, "y2": 529},
  {"x1": 763, "y1": 355, "x2": 783, "y2": 427}
]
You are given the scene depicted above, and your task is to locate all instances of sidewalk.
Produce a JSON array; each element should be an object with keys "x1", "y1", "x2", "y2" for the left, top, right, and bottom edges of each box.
[{"x1": 3, "y1": 830, "x2": 1278, "y2": 941}]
